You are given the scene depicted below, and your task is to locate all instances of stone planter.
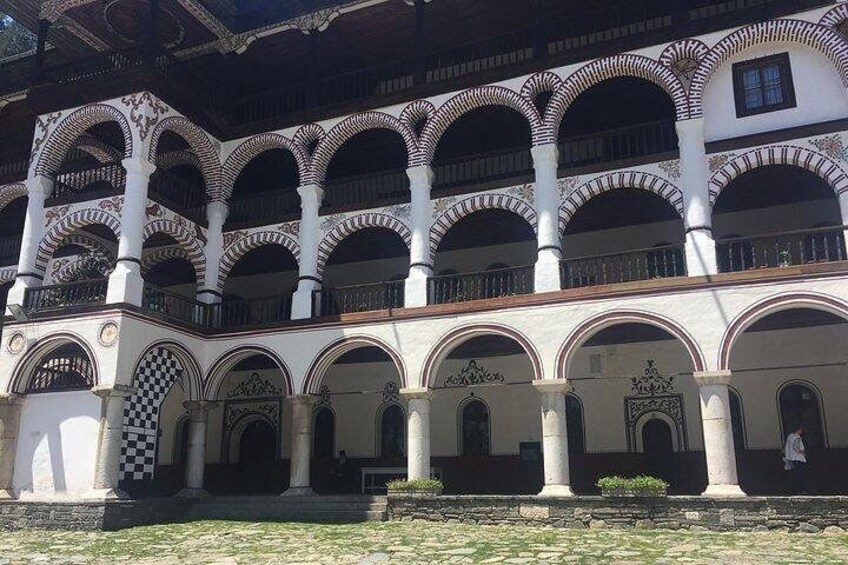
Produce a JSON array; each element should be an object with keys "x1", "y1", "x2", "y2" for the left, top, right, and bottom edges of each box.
[
  {"x1": 387, "y1": 489, "x2": 443, "y2": 498},
  {"x1": 600, "y1": 487, "x2": 667, "y2": 499}
]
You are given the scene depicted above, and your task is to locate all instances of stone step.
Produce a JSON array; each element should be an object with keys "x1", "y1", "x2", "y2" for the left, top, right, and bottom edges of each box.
[{"x1": 188, "y1": 495, "x2": 388, "y2": 523}]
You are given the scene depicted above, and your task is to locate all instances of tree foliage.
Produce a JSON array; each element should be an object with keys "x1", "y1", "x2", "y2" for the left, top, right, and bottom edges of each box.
[{"x1": 0, "y1": 13, "x2": 37, "y2": 60}]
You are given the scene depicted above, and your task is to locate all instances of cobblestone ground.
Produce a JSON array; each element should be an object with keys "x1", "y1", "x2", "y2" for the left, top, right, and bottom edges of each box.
[{"x1": 1, "y1": 520, "x2": 847, "y2": 564}]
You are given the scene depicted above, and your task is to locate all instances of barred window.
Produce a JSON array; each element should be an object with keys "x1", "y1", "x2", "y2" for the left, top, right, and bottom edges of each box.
[
  {"x1": 26, "y1": 344, "x2": 94, "y2": 393},
  {"x1": 733, "y1": 53, "x2": 796, "y2": 117}
]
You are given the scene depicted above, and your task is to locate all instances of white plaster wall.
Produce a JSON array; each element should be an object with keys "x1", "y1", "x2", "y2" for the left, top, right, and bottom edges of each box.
[{"x1": 13, "y1": 390, "x2": 100, "y2": 499}]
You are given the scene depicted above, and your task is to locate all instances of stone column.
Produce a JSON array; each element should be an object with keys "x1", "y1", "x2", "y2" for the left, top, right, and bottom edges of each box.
[
  {"x1": 282, "y1": 395, "x2": 315, "y2": 496},
  {"x1": 838, "y1": 191, "x2": 848, "y2": 254},
  {"x1": 197, "y1": 202, "x2": 228, "y2": 305},
  {"x1": 401, "y1": 388, "x2": 432, "y2": 481},
  {"x1": 176, "y1": 401, "x2": 216, "y2": 498},
  {"x1": 404, "y1": 166, "x2": 434, "y2": 307},
  {"x1": 533, "y1": 379, "x2": 574, "y2": 497},
  {"x1": 693, "y1": 370, "x2": 745, "y2": 498},
  {"x1": 107, "y1": 158, "x2": 156, "y2": 306},
  {"x1": 87, "y1": 384, "x2": 134, "y2": 500},
  {"x1": 676, "y1": 118, "x2": 718, "y2": 277},
  {"x1": 291, "y1": 184, "x2": 324, "y2": 320},
  {"x1": 6, "y1": 176, "x2": 51, "y2": 311},
  {"x1": 0, "y1": 393, "x2": 24, "y2": 499},
  {"x1": 531, "y1": 144, "x2": 562, "y2": 293}
]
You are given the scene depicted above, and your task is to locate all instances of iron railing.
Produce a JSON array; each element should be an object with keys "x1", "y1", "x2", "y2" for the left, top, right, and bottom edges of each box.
[
  {"x1": 22, "y1": 279, "x2": 108, "y2": 313},
  {"x1": 0, "y1": 235, "x2": 22, "y2": 267},
  {"x1": 142, "y1": 284, "x2": 211, "y2": 326},
  {"x1": 50, "y1": 162, "x2": 126, "y2": 201},
  {"x1": 716, "y1": 227, "x2": 847, "y2": 273},
  {"x1": 313, "y1": 280, "x2": 405, "y2": 316},
  {"x1": 428, "y1": 265, "x2": 534, "y2": 304},
  {"x1": 225, "y1": 190, "x2": 300, "y2": 227},
  {"x1": 560, "y1": 244, "x2": 686, "y2": 288},
  {"x1": 213, "y1": 294, "x2": 293, "y2": 329}
]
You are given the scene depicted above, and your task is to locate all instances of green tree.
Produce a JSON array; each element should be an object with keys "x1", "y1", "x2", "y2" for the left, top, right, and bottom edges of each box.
[{"x1": 0, "y1": 13, "x2": 37, "y2": 59}]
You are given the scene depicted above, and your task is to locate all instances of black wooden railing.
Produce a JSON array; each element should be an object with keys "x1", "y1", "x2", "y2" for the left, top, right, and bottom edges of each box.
[
  {"x1": 0, "y1": 151, "x2": 29, "y2": 184},
  {"x1": 313, "y1": 280, "x2": 405, "y2": 316},
  {"x1": 142, "y1": 284, "x2": 211, "y2": 326},
  {"x1": 0, "y1": 235, "x2": 22, "y2": 267},
  {"x1": 23, "y1": 279, "x2": 108, "y2": 313},
  {"x1": 560, "y1": 119, "x2": 676, "y2": 169},
  {"x1": 226, "y1": 190, "x2": 300, "y2": 227},
  {"x1": 213, "y1": 294, "x2": 293, "y2": 329},
  {"x1": 50, "y1": 162, "x2": 126, "y2": 201},
  {"x1": 560, "y1": 244, "x2": 687, "y2": 288},
  {"x1": 148, "y1": 170, "x2": 208, "y2": 223},
  {"x1": 428, "y1": 266, "x2": 534, "y2": 304},
  {"x1": 323, "y1": 169, "x2": 409, "y2": 209},
  {"x1": 716, "y1": 227, "x2": 847, "y2": 273}
]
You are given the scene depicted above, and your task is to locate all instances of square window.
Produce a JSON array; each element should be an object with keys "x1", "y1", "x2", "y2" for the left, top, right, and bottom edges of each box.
[{"x1": 732, "y1": 53, "x2": 796, "y2": 117}]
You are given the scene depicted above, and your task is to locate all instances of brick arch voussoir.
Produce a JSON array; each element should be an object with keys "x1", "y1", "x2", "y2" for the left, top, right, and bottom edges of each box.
[
  {"x1": 218, "y1": 231, "x2": 300, "y2": 292},
  {"x1": 142, "y1": 245, "x2": 189, "y2": 275},
  {"x1": 148, "y1": 116, "x2": 221, "y2": 200},
  {"x1": 0, "y1": 182, "x2": 27, "y2": 213},
  {"x1": 400, "y1": 99, "x2": 436, "y2": 131},
  {"x1": 521, "y1": 71, "x2": 565, "y2": 104},
  {"x1": 547, "y1": 54, "x2": 690, "y2": 134},
  {"x1": 36, "y1": 209, "x2": 121, "y2": 273},
  {"x1": 821, "y1": 5, "x2": 848, "y2": 28},
  {"x1": 222, "y1": 133, "x2": 308, "y2": 200},
  {"x1": 430, "y1": 194, "x2": 537, "y2": 257},
  {"x1": 317, "y1": 213, "x2": 411, "y2": 277},
  {"x1": 143, "y1": 219, "x2": 207, "y2": 287},
  {"x1": 558, "y1": 172, "x2": 683, "y2": 233},
  {"x1": 35, "y1": 103, "x2": 133, "y2": 176},
  {"x1": 690, "y1": 20, "x2": 848, "y2": 117},
  {"x1": 708, "y1": 146, "x2": 848, "y2": 208}
]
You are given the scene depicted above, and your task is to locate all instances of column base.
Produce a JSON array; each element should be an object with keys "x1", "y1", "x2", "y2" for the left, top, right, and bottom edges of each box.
[
  {"x1": 175, "y1": 488, "x2": 211, "y2": 498},
  {"x1": 83, "y1": 487, "x2": 129, "y2": 500},
  {"x1": 537, "y1": 484, "x2": 574, "y2": 498},
  {"x1": 280, "y1": 486, "x2": 316, "y2": 497},
  {"x1": 0, "y1": 489, "x2": 16, "y2": 500},
  {"x1": 701, "y1": 484, "x2": 746, "y2": 498}
]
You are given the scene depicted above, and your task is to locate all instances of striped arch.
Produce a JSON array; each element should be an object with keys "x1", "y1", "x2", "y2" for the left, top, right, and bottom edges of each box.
[
  {"x1": 0, "y1": 182, "x2": 27, "y2": 213},
  {"x1": 400, "y1": 99, "x2": 436, "y2": 132},
  {"x1": 317, "y1": 213, "x2": 411, "y2": 277},
  {"x1": 204, "y1": 345, "x2": 294, "y2": 401},
  {"x1": 143, "y1": 219, "x2": 207, "y2": 288},
  {"x1": 708, "y1": 145, "x2": 848, "y2": 207},
  {"x1": 308, "y1": 112, "x2": 418, "y2": 185},
  {"x1": 35, "y1": 103, "x2": 133, "y2": 176},
  {"x1": 559, "y1": 171, "x2": 684, "y2": 232},
  {"x1": 36, "y1": 208, "x2": 121, "y2": 274},
  {"x1": 303, "y1": 335, "x2": 408, "y2": 395},
  {"x1": 718, "y1": 292, "x2": 848, "y2": 371},
  {"x1": 73, "y1": 134, "x2": 123, "y2": 163},
  {"x1": 557, "y1": 310, "x2": 707, "y2": 379},
  {"x1": 546, "y1": 54, "x2": 690, "y2": 137},
  {"x1": 156, "y1": 149, "x2": 202, "y2": 173},
  {"x1": 520, "y1": 71, "x2": 565, "y2": 103},
  {"x1": 218, "y1": 230, "x2": 300, "y2": 292},
  {"x1": 416, "y1": 85, "x2": 543, "y2": 166},
  {"x1": 148, "y1": 116, "x2": 220, "y2": 200},
  {"x1": 430, "y1": 193, "x2": 537, "y2": 257},
  {"x1": 63, "y1": 233, "x2": 115, "y2": 256},
  {"x1": 221, "y1": 133, "x2": 308, "y2": 200},
  {"x1": 689, "y1": 19, "x2": 848, "y2": 117},
  {"x1": 820, "y1": 5, "x2": 848, "y2": 28},
  {"x1": 51, "y1": 256, "x2": 107, "y2": 284},
  {"x1": 8, "y1": 332, "x2": 100, "y2": 394},
  {"x1": 142, "y1": 244, "x2": 189, "y2": 275}
]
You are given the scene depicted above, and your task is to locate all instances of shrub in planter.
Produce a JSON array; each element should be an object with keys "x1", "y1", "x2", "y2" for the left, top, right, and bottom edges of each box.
[
  {"x1": 386, "y1": 479, "x2": 444, "y2": 496},
  {"x1": 596, "y1": 475, "x2": 668, "y2": 498}
]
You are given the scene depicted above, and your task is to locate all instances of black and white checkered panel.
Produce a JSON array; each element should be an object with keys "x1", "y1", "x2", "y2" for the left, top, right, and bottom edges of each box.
[{"x1": 119, "y1": 346, "x2": 184, "y2": 481}]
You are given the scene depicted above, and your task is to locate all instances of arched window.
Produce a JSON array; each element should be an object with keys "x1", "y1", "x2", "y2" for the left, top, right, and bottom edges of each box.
[
  {"x1": 566, "y1": 395, "x2": 585, "y2": 455},
  {"x1": 172, "y1": 415, "x2": 191, "y2": 466},
  {"x1": 380, "y1": 404, "x2": 405, "y2": 457},
  {"x1": 26, "y1": 343, "x2": 94, "y2": 393},
  {"x1": 461, "y1": 399, "x2": 490, "y2": 456},
  {"x1": 728, "y1": 388, "x2": 746, "y2": 451},
  {"x1": 779, "y1": 383, "x2": 824, "y2": 448},
  {"x1": 313, "y1": 407, "x2": 335, "y2": 459}
]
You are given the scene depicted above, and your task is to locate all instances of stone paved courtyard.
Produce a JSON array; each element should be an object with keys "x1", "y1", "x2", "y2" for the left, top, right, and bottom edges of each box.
[{"x1": 1, "y1": 520, "x2": 847, "y2": 564}]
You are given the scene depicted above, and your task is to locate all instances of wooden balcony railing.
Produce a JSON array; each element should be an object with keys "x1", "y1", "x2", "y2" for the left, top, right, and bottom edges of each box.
[
  {"x1": 716, "y1": 227, "x2": 847, "y2": 273},
  {"x1": 212, "y1": 294, "x2": 293, "y2": 329},
  {"x1": 23, "y1": 279, "x2": 108, "y2": 313},
  {"x1": 560, "y1": 244, "x2": 686, "y2": 288},
  {"x1": 313, "y1": 280, "x2": 405, "y2": 316},
  {"x1": 0, "y1": 234, "x2": 22, "y2": 267},
  {"x1": 559, "y1": 119, "x2": 677, "y2": 170},
  {"x1": 225, "y1": 190, "x2": 300, "y2": 228},
  {"x1": 428, "y1": 265, "x2": 534, "y2": 304},
  {"x1": 323, "y1": 169, "x2": 409, "y2": 210},
  {"x1": 0, "y1": 151, "x2": 30, "y2": 185},
  {"x1": 142, "y1": 284, "x2": 211, "y2": 326},
  {"x1": 50, "y1": 162, "x2": 126, "y2": 202},
  {"x1": 148, "y1": 170, "x2": 208, "y2": 224}
]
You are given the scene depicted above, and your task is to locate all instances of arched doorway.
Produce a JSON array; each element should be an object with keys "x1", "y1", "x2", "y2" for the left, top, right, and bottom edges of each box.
[{"x1": 641, "y1": 418, "x2": 675, "y2": 483}]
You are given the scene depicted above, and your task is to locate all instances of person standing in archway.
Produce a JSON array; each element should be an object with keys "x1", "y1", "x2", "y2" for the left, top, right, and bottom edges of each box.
[{"x1": 784, "y1": 425, "x2": 807, "y2": 494}]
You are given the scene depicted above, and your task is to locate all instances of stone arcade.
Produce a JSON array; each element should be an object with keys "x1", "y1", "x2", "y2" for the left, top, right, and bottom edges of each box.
[{"x1": 0, "y1": 0, "x2": 846, "y2": 530}]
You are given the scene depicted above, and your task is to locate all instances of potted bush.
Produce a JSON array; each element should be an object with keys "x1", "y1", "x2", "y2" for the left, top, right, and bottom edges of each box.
[
  {"x1": 386, "y1": 479, "x2": 444, "y2": 497},
  {"x1": 596, "y1": 475, "x2": 668, "y2": 498}
]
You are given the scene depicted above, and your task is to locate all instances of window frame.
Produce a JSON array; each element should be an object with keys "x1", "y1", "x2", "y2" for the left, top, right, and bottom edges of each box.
[{"x1": 732, "y1": 53, "x2": 796, "y2": 118}]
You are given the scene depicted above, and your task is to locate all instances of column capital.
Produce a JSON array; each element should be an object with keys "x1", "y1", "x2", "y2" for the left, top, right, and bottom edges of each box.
[
  {"x1": 0, "y1": 393, "x2": 24, "y2": 406},
  {"x1": 287, "y1": 394, "x2": 318, "y2": 407},
  {"x1": 400, "y1": 387, "x2": 432, "y2": 401},
  {"x1": 206, "y1": 201, "x2": 229, "y2": 225},
  {"x1": 91, "y1": 383, "x2": 135, "y2": 399},
  {"x1": 297, "y1": 183, "x2": 324, "y2": 205},
  {"x1": 693, "y1": 370, "x2": 732, "y2": 387},
  {"x1": 532, "y1": 379, "x2": 571, "y2": 394},
  {"x1": 675, "y1": 117, "x2": 706, "y2": 142},
  {"x1": 121, "y1": 158, "x2": 156, "y2": 178},
  {"x1": 531, "y1": 143, "x2": 559, "y2": 167},
  {"x1": 24, "y1": 175, "x2": 52, "y2": 199},
  {"x1": 406, "y1": 165, "x2": 433, "y2": 189},
  {"x1": 183, "y1": 400, "x2": 218, "y2": 415}
]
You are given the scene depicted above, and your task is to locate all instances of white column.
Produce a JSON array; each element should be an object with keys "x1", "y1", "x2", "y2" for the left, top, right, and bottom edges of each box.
[
  {"x1": 282, "y1": 394, "x2": 315, "y2": 496},
  {"x1": 176, "y1": 401, "x2": 216, "y2": 497},
  {"x1": 291, "y1": 184, "x2": 324, "y2": 320},
  {"x1": 676, "y1": 118, "x2": 718, "y2": 276},
  {"x1": 533, "y1": 379, "x2": 574, "y2": 497},
  {"x1": 0, "y1": 393, "x2": 24, "y2": 499},
  {"x1": 531, "y1": 144, "x2": 562, "y2": 293},
  {"x1": 106, "y1": 158, "x2": 156, "y2": 306},
  {"x1": 197, "y1": 202, "x2": 228, "y2": 305},
  {"x1": 401, "y1": 388, "x2": 432, "y2": 480},
  {"x1": 693, "y1": 370, "x2": 745, "y2": 498},
  {"x1": 838, "y1": 191, "x2": 848, "y2": 254},
  {"x1": 86, "y1": 384, "x2": 134, "y2": 500},
  {"x1": 404, "y1": 166, "x2": 434, "y2": 307},
  {"x1": 6, "y1": 176, "x2": 51, "y2": 311}
]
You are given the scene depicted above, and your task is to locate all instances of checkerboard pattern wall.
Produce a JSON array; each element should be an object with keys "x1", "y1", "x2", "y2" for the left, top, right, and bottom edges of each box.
[{"x1": 119, "y1": 347, "x2": 184, "y2": 480}]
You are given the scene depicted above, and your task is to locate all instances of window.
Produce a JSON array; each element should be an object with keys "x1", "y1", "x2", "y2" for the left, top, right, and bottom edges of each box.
[
  {"x1": 461, "y1": 399, "x2": 490, "y2": 456},
  {"x1": 566, "y1": 395, "x2": 585, "y2": 455},
  {"x1": 728, "y1": 389, "x2": 746, "y2": 451},
  {"x1": 380, "y1": 404, "x2": 405, "y2": 457},
  {"x1": 733, "y1": 53, "x2": 796, "y2": 117},
  {"x1": 26, "y1": 343, "x2": 94, "y2": 393},
  {"x1": 313, "y1": 407, "x2": 335, "y2": 459},
  {"x1": 779, "y1": 383, "x2": 824, "y2": 448}
]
